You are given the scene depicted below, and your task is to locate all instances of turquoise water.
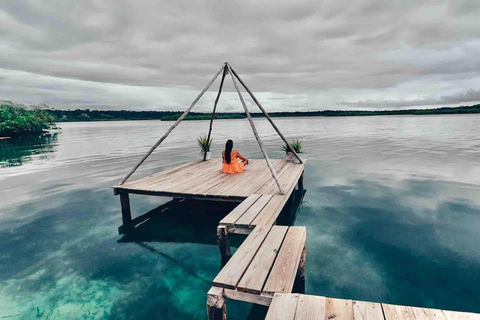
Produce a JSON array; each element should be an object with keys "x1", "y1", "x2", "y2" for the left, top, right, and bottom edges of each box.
[{"x1": 1, "y1": 115, "x2": 479, "y2": 319}]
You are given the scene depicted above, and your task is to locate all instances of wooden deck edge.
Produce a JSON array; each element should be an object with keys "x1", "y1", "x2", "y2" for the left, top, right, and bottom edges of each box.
[{"x1": 112, "y1": 187, "x2": 246, "y2": 202}]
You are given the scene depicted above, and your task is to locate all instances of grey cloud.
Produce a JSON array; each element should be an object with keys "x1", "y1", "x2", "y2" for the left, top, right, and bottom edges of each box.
[
  {"x1": 339, "y1": 88, "x2": 480, "y2": 109},
  {"x1": 0, "y1": 0, "x2": 480, "y2": 110}
]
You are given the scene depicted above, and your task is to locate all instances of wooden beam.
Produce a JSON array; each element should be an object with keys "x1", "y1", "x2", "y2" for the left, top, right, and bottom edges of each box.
[
  {"x1": 119, "y1": 193, "x2": 132, "y2": 229},
  {"x1": 204, "y1": 64, "x2": 227, "y2": 160},
  {"x1": 226, "y1": 63, "x2": 285, "y2": 194},
  {"x1": 119, "y1": 64, "x2": 226, "y2": 185},
  {"x1": 217, "y1": 225, "x2": 232, "y2": 265},
  {"x1": 229, "y1": 66, "x2": 303, "y2": 164}
]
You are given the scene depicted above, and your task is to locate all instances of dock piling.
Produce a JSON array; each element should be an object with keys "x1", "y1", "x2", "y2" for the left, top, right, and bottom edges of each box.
[
  {"x1": 217, "y1": 226, "x2": 232, "y2": 265},
  {"x1": 294, "y1": 247, "x2": 306, "y2": 294},
  {"x1": 119, "y1": 193, "x2": 132, "y2": 231},
  {"x1": 207, "y1": 287, "x2": 227, "y2": 320}
]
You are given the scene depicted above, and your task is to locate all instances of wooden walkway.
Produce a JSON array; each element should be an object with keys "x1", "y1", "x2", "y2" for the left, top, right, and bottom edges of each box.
[
  {"x1": 114, "y1": 158, "x2": 305, "y2": 201},
  {"x1": 216, "y1": 193, "x2": 298, "y2": 264},
  {"x1": 265, "y1": 293, "x2": 480, "y2": 320}
]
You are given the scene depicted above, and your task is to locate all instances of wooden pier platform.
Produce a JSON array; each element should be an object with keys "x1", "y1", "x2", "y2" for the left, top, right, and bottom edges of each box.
[
  {"x1": 113, "y1": 158, "x2": 305, "y2": 233},
  {"x1": 265, "y1": 293, "x2": 480, "y2": 320}
]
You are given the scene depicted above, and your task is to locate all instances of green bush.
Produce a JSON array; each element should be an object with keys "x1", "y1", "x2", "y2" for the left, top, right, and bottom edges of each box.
[{"x1": 0, "y1": 103, "x2": 56, "y2": 135}]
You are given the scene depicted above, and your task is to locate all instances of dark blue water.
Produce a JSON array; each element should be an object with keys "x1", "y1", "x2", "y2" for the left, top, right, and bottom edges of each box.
[{"x1": 1, "y1": 115, "x2": 479, "y2": 319}]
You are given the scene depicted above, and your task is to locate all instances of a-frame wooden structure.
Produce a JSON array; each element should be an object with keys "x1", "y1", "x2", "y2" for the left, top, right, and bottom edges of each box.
[{"x1": 119, "y1": 62, "x2": 303, "y2": 194}]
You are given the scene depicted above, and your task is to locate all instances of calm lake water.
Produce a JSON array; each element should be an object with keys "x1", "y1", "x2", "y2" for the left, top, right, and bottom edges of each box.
[{"x1": 1, "y1": 115, "x2": 480, "y2": 319}]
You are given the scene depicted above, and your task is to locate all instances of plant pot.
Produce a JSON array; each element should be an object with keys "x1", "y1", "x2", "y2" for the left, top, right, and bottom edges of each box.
[
  {"x1": 205, "y1": 151, "x2": 211, "y2": 160},
  {"x1": 286, "y1": 152, "x2": 294, "y2": 161}
]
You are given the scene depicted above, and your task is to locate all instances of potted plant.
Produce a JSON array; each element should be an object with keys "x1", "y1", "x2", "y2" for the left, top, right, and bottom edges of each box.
[
  {"x1": 281, "y1": 139, "x2": 303, "y2": 161},
  {"x1": 197, "y1": 135, "x2": 213, "y2": 160}
]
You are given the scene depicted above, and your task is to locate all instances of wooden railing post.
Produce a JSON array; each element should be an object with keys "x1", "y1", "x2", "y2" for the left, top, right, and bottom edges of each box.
[
  {"x1": 204, "y1": 64, "x2": 227, "y2": 160},
  {"x1": 226, "y1": 63, "x2": 285, "y2": 194}
]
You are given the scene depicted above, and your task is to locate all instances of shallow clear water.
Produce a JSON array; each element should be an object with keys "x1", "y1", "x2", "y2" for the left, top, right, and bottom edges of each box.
[{"x1": 1, "y1": 115, "x2": 479, "y2": 319}]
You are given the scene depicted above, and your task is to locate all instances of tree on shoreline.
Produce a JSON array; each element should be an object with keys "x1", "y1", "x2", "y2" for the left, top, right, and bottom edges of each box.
[{"x1": 0, "y1": 101, "x2": 56, "y2": 136}]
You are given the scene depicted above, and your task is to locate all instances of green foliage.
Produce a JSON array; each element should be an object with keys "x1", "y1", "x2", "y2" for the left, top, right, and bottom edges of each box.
[
  {"x1": 197, "y1": 135, "x2": 212, "y2": 152},
  {"x1": 0, "y1": 103, "x2": 56, "y2": 135},
  {"x1": 282, "y1": 139, "x2": 303, "y2": 154}
]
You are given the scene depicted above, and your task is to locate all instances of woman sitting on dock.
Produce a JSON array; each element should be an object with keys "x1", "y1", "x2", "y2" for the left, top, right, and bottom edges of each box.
[{"x1": 222, "y1": 139, "x2": 249, "y2": 174}]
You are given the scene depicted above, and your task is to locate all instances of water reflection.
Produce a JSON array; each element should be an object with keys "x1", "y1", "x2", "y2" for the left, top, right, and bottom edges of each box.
[
  {"x1": 0, "y1": 133, "x2": 58, "y2": 167},
  {"x1": 119, "y1": 189, "x2": 306, "y2": 247}
]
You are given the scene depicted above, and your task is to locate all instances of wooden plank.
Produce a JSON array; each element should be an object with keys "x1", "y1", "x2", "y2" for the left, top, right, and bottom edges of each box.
[
  {"x1": 235, "y1": 195, "x2": 274, "y2": 228},
  {"x1": 224, "y1": 288, "x2": 273, "y2": 306},
  {"x1": 219, "y1": 194, "x2": 262, "y2": 226},
  {"x1": 131, "y1": 159, "x2": 217, "y2": 190},
  {"x1": 261, "y1": 162, "x2": 305, "y2": 195},
  {"x1": 171, "y1": 162, "x2": 225, "y2": 193},
  {"x1": 295, "y1": 294, "x2": 326, "y2": 320},
  {"x1": 237, "y1": 160, "x2": 289, "y2": 196},
  {"x1": 195, "y1": 159, "x2": 265, "y2": 195},
  {"x1": 443, "y1": 310, "x2": 480, "y2": 320},
  {"x1": 254, "y1": 160, "x2": 294, "y2": 194},
  {"x1": 206, "y1": 159, "x2": 267, "y2": 195},
  {"x1": 263, "y1": 227, "x2": 306, "y2": 294},
  {"x1": 157, "y1": 159, "x2": 222, "y2": 192},
  {"x1": 218, "y1": 159, "x2": 283, "y2": 196},
  {"x1": 251, "y1": 194, "x2": 289, "y2": 226},
  {"x1": 326, "y1": 297, "x2": 354, "y2": 320},
  {"x1": 120, "y1": 160, "x2": 204, "y2": 189},
  {"x1": 411, "y1": 307, "x2": 447, "y2": 320},
  {"x1": 213, "y1": 225, "x2": 272, "y2": 289},
  {"x1": 265, "y1": 293, "x2": 299, "y2": 320},
  {"x1": 353, "y1": 300, "x2": 384, "y2": 320},
  {"x1": 237, "y1": 226, "x2": 288, "y2": 294},
  {"x1": 383, "y1": 303, "x2": 416, "y2": 320}
]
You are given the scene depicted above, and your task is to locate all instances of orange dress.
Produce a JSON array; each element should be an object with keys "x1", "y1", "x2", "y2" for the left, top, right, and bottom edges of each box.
[{"x1": 222, "y1": 150, "x2": 245, "y2": 174}]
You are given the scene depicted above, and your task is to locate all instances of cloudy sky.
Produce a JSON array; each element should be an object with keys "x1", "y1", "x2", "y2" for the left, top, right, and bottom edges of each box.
[{"x1": 1, "y1": 0, "x2": 480, "y2": 112}]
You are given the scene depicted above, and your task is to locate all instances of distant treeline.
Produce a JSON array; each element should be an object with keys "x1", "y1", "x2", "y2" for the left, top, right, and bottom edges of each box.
[{"x1": 43, "y1": 105, "x2": 480, "y2": 122}]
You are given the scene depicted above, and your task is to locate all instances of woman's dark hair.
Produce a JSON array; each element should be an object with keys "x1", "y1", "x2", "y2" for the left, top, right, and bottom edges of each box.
[{"x1": 224, "y1": 139, "x2": 233, "y2": 164}]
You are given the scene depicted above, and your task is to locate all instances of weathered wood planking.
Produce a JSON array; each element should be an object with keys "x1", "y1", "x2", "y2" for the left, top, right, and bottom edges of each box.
[
  {"x1": 237, "y1": 226, "x2": 288, "y2": 294},
  {"x1": 295, "y1": 294, "x2": 326, "y2": 320},
  {"x1": 219, "y1": 194, "x2": 262, "y2": 226},
  {"x1": 213, "y1": 225, "x2": 272, "y2": 289},
  {"x1": 235, "y1": 195, "x2": 274, "y2": 228},
  {"x1": 264, "y1": 293, "x2": 299, "y2": 320},
  {"x1": 264, "y1": 294, "x2": 480, "y2": 320},
  {"x1": 113, "y1": 158, "x2": 304, "y2": 201},
  {"x1": 326, "y1": 297, "x2": 354, "y2": 320},
  {"x1": 353, "y1": 300, "x2": 384, "y2": 320},
  {"x1": 263, "y1": 227, "x2": 306, "y2": 294}
]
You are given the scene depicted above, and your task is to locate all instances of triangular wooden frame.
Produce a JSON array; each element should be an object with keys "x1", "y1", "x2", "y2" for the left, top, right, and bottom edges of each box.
[{"x1": 119, "y1": 62, "x2": 303, "y2": 195}]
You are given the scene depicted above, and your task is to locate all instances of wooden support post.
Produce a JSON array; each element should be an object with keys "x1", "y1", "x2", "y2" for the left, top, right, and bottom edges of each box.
[
  {"x1": 226, "y1": 63, "x2": 285, "y2": 194},
  {"x1": 294, "y1": 246, "x2": 306, "y2": 294},
  {"x1": 229, "y1": 66, "x2": 303, "y2": 164},
  {"x1": 119, "y1": 64, "x2": 225, "y2": 185},
  {"x1": 204, "y1": 65, "x2": 227, "y2": 160},
  {"x1": 120, "y1": 193, "x2": 132, "y2": 232},
  {"x1": 297, "y1": 171, "x2": 304, "y2": 191},
  {"x1": 217, "y1": 226, "x2": 232, "y2": 265},
  {"x1": 207, "y1": 286, "x2": 227, "y2": 320}
]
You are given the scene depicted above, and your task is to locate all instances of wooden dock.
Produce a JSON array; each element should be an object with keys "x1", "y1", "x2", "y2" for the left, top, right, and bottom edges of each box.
[
  {"x1": 113, "y1": 158, "x2": 305, "y2": 233},
  {"x1": 265, "y1": 293, "x2": 480, "y2": 320}
]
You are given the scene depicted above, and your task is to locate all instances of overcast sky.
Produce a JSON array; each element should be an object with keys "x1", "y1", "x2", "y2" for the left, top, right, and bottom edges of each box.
[{"x1": 1, "y1": 0, "x2": 480, "y2": 112}]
